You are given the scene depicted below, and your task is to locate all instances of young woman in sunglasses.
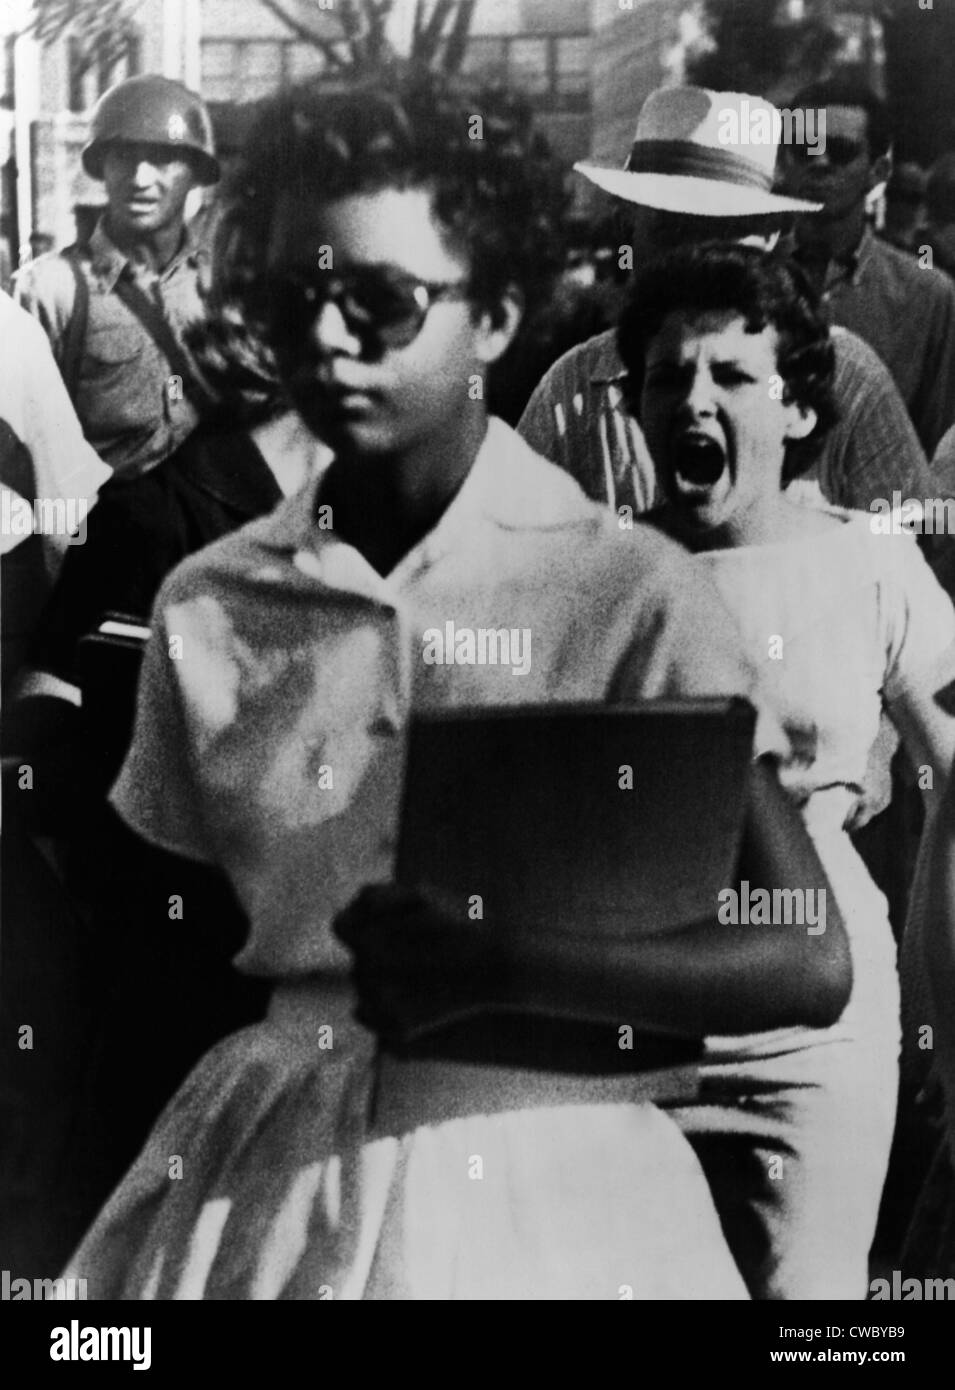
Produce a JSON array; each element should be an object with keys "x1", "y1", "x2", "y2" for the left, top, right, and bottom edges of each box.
[{"x1": 61, "y1": 77, "x2": 851, "y2": 1301}]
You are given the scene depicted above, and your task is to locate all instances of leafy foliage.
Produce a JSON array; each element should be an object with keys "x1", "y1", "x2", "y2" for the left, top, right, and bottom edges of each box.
[
  {"x1": 687, "y1": 0, "x2": 841, "y2": 96},
  {"x1": 27, "y1": 0, "x2": 144, "y2": 72}
]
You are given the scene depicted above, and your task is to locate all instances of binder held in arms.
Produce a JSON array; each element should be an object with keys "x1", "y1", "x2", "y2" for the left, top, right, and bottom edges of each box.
[
  {"x1": 397, "y1": 698, "x2": 756, "y2": 941},
  {"x1": 377, "y1": 698, "x2": 756, "y2": 1086}
]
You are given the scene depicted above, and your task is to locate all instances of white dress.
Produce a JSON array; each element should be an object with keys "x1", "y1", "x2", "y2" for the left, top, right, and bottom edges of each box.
[
  {"x1": 667, "y1": 501, "x2": 955, "y2": 1299},
  {"x1": 60, "y1": 422, "x2": 764, "y2": 1300}
]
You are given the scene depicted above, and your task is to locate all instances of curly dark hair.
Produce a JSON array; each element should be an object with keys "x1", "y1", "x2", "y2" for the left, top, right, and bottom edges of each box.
[
  {"x1": 185, "y1": 285, "x2": 286, "y2": 427},
  {"x1": 214, "y1": 70, "x2": 565, "y2": 342},
  {"x1": 617, "y1": 242, "x2": 838, "y2": 480}
]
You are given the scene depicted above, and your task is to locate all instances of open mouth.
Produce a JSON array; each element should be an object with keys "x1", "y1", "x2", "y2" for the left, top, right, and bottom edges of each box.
[{"x1": 671, "y1": 434, "x2": 727, "y2": 489}]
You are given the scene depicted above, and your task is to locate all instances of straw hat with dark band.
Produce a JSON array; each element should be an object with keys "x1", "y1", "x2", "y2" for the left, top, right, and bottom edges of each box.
[{"x1": 576, "y1": 87, "x2": 822, "y2": 218}]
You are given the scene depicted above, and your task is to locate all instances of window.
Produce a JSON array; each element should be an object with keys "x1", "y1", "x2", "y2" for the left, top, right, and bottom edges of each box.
[
  {"x1": 237, "y1": 43, "x2": 287, "y2": 99},
  {"x1": 554, "y1": 35, "x2": 590, "y2": 99},
  {"x1": 201, "y1": 43, "x2": 236, "y2": 105},
  {"x1": 460, "y1": 37, "x2": 508, "y2": 85},
  {"x1": 288, "y1": 43, "x2": 328, "y2": 83},
  {"x1": 509, "y1": 38, "x2": 549, "y2": 97},
  {"x1": 203, "y1": 40, "x2": 331, "y2": 102},
  {"x1": 67, "y1": 34, "x2": 141, "y2": 113},
  {"x1": 457, "y1": 33, "x2": 590, "y2": 110}
]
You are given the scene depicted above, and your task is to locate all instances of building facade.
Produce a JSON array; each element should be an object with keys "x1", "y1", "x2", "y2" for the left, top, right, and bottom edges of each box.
[{"x1": 3, "y1": 0, "x2": 595, "y2": 272}]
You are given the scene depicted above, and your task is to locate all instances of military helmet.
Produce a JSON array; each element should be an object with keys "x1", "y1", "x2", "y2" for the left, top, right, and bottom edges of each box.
[{"x1": 82, "y1": 75, "x2": 220, "y2": 185}]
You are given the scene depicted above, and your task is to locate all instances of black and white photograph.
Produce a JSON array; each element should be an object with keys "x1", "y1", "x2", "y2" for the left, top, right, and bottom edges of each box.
[{"x1": 2, "y1": 0, "x2": 955, "y2": 1349}]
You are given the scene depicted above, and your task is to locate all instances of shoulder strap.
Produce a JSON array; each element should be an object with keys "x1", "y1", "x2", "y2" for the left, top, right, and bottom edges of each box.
[
  {"x1": 58, "y1": 246, "x2": 90, "y2": 402},
  {"x1": 111, "y1": 272, "x2": 198, "y2": 397}
]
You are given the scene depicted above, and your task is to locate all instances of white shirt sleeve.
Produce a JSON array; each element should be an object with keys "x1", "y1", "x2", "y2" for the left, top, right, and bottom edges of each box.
[
  {"x1": 0, "y1": 291, "x2": 110, "y2": 577},
  {"x1": 110, "y1": 591, "x2": 216, "y2": 863},
  {"x1": 881, "y1": 530, "x2": 955, "y2": 704}
]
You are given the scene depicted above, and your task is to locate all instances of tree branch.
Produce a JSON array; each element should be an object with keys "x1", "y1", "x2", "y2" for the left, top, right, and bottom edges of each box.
[
  {"x1": 416, "y1": 0, "x2": 455, "y2": 64},
  {"x1": 442, "y1": 0, "x2": 476, "y2": 74},
  {"x1": 364, "y1": 0, "x2": 394, "y2": 66},
  {"x1": 27, "y1": 0, "x2": 146, "y2": 76},
  {"x1": 412, "y1": 0, "x2": 425, "y2": 48},
  {"x1": 28, "y1": 0, "x2": 142, "y2": 45}
]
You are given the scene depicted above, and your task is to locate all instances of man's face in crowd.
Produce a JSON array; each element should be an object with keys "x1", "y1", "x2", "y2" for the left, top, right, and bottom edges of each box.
[
  {"x1": 265, "y1": 185, "x2": 504, "y2": 459},
  {"x1": 101, "y1": 142, "x2": 198, "y2": 237},
  {"x1": 781, "y1": 105, "x2": 874, "y2": 222}
]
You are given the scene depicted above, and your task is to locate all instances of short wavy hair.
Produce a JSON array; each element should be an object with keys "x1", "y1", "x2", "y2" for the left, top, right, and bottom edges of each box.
[
  {"x1": 792, "y1": 75, "x2": 892, "y2": 160},
  {"x1": 214, "y1": 70, "x2": 565, "y2": 341},
  {"x1": 617, "y1": 242, "x2": 838, "y2": 480}
]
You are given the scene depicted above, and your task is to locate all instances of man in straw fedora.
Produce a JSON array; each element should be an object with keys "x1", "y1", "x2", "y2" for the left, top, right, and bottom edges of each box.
[{"x1": 518, "y1": 86, "x2": 934, "y2": 527}]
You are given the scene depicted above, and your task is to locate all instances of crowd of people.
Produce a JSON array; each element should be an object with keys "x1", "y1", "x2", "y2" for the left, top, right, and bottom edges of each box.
[{"x1": 4, "y1": 59, "x2": 955, "y2": 1300}]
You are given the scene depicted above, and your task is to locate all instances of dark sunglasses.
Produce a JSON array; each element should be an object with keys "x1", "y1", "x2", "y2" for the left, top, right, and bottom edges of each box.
[
  {"x1": 786, "y1": 136, "x2": 868, "y2": 167},
  {"x1": 267, "y1": 266, "x2": 470, "y2": 351}
]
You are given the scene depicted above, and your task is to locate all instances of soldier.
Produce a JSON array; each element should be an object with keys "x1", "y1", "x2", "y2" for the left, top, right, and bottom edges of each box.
[{"x1": 16, "y1": 74, "x2": 220, "y2": 477}]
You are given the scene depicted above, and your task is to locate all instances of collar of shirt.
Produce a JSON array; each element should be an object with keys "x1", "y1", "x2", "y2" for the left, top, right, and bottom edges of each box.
[
  {"x1": 247, "y1": 415, "x2": 593, "y2": 605},
  {"x1": 89, "y1": 215, "x2": 204, "y2": 290},
  {"x1": 820, "y1": 224, "x2": 873, "y2": 293},
  {"x1": 585, "y1": 328, "x2": 628, "y2": 386}
]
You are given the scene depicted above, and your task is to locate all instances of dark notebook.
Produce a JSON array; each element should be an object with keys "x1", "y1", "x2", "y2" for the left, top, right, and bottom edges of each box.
[
  {"x1": 396, "y1": 698, "x2": 756, "y2": 942},
  {"x1": 385, "y1": 699, "x2": 756, "y2": 1068}
]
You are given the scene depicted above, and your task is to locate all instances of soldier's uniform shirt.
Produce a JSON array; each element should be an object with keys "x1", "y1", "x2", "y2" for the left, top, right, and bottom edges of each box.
[{"x1": 15, "y1": 217, "x2": 211, "y2": 477}]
